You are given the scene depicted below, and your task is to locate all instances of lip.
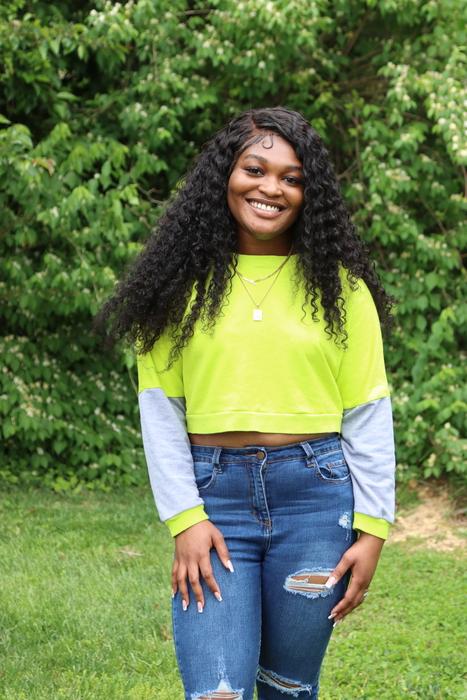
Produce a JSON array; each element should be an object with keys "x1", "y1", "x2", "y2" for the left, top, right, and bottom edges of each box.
[{"x1": 245, "y1": 198, "x2": 287, "y2": 218}]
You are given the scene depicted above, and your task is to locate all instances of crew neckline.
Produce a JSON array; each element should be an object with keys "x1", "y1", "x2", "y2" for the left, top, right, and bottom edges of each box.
[{"x1": 236, "y1": 253, "x2": 299, "y2": 258}]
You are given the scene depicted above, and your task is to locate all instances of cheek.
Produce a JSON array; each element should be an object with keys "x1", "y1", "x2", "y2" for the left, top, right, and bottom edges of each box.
[
  {"x1": 227, "y1": 176, "x2": 239, "y2": 203},
  {"x1": 227, "y1": 188, "x2": 240, "y2": 216},
  {"x1": 292, "y1": 189, "x2": 304, "y2": 208},
  {"x1": 227, "y1": 169, "x2": 246, "y2": 195},
  {"x1": 287, "y1": 193, "x2": 304, "y2": 219},
  {"x1": 227, "y1": 185, "x2": 247, "y2": 223},
  {"x1": 227, "y1": 176, "x2": 250, "y2": 211}
]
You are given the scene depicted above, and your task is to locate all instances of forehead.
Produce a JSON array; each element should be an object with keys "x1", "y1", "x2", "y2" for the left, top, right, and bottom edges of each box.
[{"x1": 238, "y1": 133, "x2": 302, "y2": 167}]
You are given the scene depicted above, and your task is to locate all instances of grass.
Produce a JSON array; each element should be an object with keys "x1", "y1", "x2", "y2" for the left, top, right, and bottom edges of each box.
[{"x1": 0, "y1": 486, "x2": 465, "y2": 699}]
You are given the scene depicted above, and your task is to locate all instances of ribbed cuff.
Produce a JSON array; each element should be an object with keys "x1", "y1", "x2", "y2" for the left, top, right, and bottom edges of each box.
[
  {"x1": 165, "y1": 505, "x2": 209, "y2": 537},
  {"x1": 353, "y1": 512, "x2": 390, "y2": 540}
]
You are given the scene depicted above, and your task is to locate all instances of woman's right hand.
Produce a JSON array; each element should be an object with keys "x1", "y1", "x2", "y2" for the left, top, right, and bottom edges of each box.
[{"x1": 172, "y1": 520, "x2": 234, "y2": 612}]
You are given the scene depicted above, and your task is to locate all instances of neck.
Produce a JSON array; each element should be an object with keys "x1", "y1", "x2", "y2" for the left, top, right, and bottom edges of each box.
[
  {"x1": 237, "y1": 243, "x2": 292, "y2": 255},
  {"x1": 236, "y1": 238, "x2": 295, "y2": 256}
]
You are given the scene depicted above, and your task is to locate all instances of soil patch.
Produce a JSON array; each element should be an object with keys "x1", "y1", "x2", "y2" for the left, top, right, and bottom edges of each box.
[{"x1": 389, "y1": 483, "x2": 466, "y2": 552}]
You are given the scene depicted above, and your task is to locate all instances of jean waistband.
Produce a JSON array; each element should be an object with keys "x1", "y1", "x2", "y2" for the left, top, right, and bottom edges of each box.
[{"x1": 190, "y1": 433, "x2": 341, "y2": 465}]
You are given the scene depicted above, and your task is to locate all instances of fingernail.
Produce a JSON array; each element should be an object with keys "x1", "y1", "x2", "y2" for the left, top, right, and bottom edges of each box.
[
  {"x1": 333, "y1": 619, "x2": 341, "y2": 628},
  {"x1": 171, "y1": 591, "x2": 175, "y2": 599},
  {"x1": 226, "y1": 560, "x2": 234, "y2": 573},
  {"x1": 197, "y1": 602, "x2": 203, "y2": 613},
  {"x1": 327, "y1": 612, "x2": 337, "y2": 619},
  {"x1": 325, "y1": 576, "x2": 337, "y2": 589},
  {"x1": 182, "y1": 600, "x2": 188, "y2": 611},
  {"x1": 215, "y1": 592, "x2": 223, "y2": 602}
]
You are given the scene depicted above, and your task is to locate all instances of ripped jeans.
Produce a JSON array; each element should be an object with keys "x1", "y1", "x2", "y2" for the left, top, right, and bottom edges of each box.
[{"x1": 172, "y1": 434, "x2": 358, "y2": 699}]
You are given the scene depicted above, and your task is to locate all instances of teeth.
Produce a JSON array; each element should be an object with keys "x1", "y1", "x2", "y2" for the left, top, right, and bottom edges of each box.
[{"x1": 249, "y1": 200, "x2": 281, "y2": 212}]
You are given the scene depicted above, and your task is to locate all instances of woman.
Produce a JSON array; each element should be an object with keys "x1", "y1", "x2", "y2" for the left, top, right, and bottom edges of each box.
[{"x1": 95, "y1": 107, "x2": 396, "y2": 699}]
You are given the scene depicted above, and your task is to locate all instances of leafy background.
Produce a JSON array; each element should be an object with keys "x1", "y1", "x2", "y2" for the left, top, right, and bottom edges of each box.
[{"x1": 1, "y1": 0, "x2": 465, "y2": 492}]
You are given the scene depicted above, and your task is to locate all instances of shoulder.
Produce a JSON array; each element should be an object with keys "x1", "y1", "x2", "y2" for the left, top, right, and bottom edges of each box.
[
  {"x1": 338, "y1": 265, "x2": 371, "y2": 302},
  {"x1": 134, "y1": 325, "x2": 178, "y2": 364},
  {"x1": 338, "y1": 265, "x2": 380, "y2": 327}
]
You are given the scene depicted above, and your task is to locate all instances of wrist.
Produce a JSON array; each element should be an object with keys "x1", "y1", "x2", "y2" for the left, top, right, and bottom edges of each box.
[{"x1": 357, "y1": 530, "x2": 385, "y2": 548}]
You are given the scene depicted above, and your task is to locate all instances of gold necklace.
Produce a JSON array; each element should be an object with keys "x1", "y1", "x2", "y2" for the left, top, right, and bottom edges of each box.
[
  {"x1": 236, "y1": 247, "x2": 294, "y2": 284},
  {"x1": 235, "y1": 252, "x2": 292, "y2": 321}
]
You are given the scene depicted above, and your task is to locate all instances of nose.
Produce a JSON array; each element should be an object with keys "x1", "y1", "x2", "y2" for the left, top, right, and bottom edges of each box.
[{"x1": 258, "y1": 176, "x2": 283, "y2": 198}]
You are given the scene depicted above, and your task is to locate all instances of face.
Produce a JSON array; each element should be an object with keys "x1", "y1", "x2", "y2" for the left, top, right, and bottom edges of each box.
[{"x1": 227, "y1": 132, "x2": 304, "y2": 253}]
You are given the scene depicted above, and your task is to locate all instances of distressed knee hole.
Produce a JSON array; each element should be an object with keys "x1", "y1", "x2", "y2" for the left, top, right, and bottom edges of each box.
[
  {"x1": 283, "y1": 568, "x2": 334, "y2": 599},
  {"x1": 257, "y1": 666, "x2": 314, "y2": 697},
  {"x1": 192, "y1": 678, "x2": 243, "y2": 699}
]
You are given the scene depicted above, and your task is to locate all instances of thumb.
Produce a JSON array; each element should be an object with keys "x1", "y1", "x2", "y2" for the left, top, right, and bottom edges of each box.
[
  {"x1": 324, "y1": 553, "x2": 351, "y2": 589},
  {"x1": 212, "y1": 529, "x2": 234, "y2": 573}
]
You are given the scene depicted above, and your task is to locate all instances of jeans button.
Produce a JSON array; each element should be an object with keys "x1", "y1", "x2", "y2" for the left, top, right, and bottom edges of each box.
[{"x1": 256, "y1": 450, "x2": 265, "y2": 459}]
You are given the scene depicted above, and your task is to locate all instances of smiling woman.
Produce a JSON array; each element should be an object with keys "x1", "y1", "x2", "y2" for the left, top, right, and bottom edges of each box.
[{"x1": 94, "y1": 106, "x2": 396, "y2": 699}]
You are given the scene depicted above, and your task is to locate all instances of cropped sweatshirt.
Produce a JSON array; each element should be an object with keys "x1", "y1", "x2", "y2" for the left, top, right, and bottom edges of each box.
[{"x1": 136, "y1": 253, "x2": 396, "y2": 540}]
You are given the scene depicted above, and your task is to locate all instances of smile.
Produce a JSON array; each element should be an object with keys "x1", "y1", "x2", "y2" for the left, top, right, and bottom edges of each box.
[{"x1": 246, "y1": 198, "x2": 286, "y2": 216}]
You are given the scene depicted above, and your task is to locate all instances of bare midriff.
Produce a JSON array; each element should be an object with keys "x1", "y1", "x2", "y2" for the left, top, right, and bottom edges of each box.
[{"x1": 188, "y1": 430, "x2": 335, "y2": 448}]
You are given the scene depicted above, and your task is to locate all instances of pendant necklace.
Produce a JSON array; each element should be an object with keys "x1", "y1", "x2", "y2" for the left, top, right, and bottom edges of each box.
[{"x1": 235, "y1": 247, "x2": 294, "y2": 321}]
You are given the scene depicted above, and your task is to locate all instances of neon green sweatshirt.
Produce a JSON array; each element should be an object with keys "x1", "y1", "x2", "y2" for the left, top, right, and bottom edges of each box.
[{"x1": 137, "y1": 254, "x2": 395, "y2": 540}]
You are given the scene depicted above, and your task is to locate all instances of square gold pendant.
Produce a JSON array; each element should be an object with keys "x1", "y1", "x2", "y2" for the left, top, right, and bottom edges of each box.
[{"x1": 253, "y1": 308, "x2": 263, "y2": 321}]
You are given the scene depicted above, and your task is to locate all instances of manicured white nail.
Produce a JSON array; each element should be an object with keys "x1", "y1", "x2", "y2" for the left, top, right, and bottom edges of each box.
[
  {"x1": 226, "y1": 560, "x2": 234, "y2": 573},
  {"x1": 333, "y1": 619, "x2": 341, "y2": 628},
  {"x1": 171, "y1": 591, "x2": 175, "y2": 599},
  {"x1": 325, "y1": 576, "x2": 337, "y2": 589},
  {"x1": 328, "y1": 612, "x2": 337, "y2": 619},
  {"x1": 182, "y1": 600, "x2": 188, "y2": 611},
  {"x1": 214, "y1": 592, "x2": 223, "y2": 602},
  {"x1": 197, "y1": 602, "x2": 203, "y2": 613}
]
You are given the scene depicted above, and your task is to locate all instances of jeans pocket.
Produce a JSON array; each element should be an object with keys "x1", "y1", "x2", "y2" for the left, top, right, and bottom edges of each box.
[
  {"x1": 193, "y1": 460, "x2": 217, "y2": 491},
  {"x1": 315, "y1": 449, "x2": 351, "y2": 484}
]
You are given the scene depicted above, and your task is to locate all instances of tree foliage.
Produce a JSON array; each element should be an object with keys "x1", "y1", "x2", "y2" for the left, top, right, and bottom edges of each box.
[{"x1": 1, "y1": 0, "x2": 465, "y2": 490}]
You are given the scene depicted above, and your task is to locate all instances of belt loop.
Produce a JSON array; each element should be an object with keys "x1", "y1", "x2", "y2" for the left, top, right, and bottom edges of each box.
[
  {"x1": 300, "y1": 439, "x2": 315, "y2": 465},
  {"x1": 212, "y1": 447, "x2": 222, "y2": 468}
]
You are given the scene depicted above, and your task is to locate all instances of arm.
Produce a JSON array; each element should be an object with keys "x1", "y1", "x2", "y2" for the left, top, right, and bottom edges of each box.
[
  {"x1": 328, "y1": 275, "x2": 396, "y2": 623},
  {"x1": 136, "y1": 338, "x2": 232, "y2": 612},
  {"x1": 138, "y1": 389, "x2": 209, "y2": 533},
  {"x1": 341, "y1": 396, "x2": 396, "y2": 541},
  {"x1": 136, "y1": 337, "x2": 209, "y2": 534},
  {"x1": 336, "y1": 274, "x2": 396, "y2": 540}
]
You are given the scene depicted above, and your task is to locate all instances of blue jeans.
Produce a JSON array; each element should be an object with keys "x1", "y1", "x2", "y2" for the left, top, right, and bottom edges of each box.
[{"x1": 172, "y1": 434, "x2": 357, "y2": 699}]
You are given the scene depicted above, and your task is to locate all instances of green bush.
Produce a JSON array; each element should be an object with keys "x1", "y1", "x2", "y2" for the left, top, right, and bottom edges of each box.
[{"x1": 1, "y1": 0, "x2": 465, "y2": 490}]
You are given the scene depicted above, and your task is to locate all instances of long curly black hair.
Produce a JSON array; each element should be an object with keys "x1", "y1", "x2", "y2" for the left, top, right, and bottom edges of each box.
[{"x1": 93, "y1": 106, "x2": 395, "y2": 367}]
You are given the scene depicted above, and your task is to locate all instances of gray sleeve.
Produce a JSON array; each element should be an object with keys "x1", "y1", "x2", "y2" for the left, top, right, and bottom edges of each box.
[
  {"x1": 138, "y1": 387, "x2": 205, "y2": 522},
  {"x1": 339, "y1": 395, "x2": 396, "y2": 523}
]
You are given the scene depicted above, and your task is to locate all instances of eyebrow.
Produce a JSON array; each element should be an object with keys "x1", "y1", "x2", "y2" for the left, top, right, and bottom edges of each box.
[{"x1": 243, "y1": 153, "x2": 303, "y2": 172}]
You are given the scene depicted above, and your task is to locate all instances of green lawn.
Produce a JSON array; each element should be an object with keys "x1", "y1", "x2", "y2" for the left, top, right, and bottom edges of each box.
[{"x1": 0, "y1": 487, "x2": 465, "y2": 699}]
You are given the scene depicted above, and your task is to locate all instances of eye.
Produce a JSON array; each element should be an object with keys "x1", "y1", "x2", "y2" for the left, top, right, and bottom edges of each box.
[
  {"x1": 244, "y1": 166, "x2": 263, "y2": 175},
  {"x1": 284, "y1": 176, "x2": 304, "y2": 186}
]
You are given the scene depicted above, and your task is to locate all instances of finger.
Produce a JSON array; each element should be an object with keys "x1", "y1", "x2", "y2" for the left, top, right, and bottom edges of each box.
[
  {"x1": 176, "y1": 564, "x2": 190, "y2": 611},
  {"x1": 212, "y1": 530, "x2": 234, "y2": 572},
  {"x1": 188, "y1": 562, "x2": 205, "y2": 613},
  {"x1": 171, "y1": 560, "x2": 179, "y2": 597},
  {"x1": 329, "y1": 580, "x2": 367, "y2": 621},
  {"x1": 324, "y1": 553, "x2": 352, "y2": 589},
  {"x1": 330, "y1": 578, "x2": 361, "y2": 618},
  {"x1": 199, "y1": 556, "x2": 223, "y2": 601}
]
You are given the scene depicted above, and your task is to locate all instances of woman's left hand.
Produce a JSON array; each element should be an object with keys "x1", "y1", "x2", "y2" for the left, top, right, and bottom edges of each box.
[{"x1": 326, "y1": 532, "x2": 385, "y2": 625}]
